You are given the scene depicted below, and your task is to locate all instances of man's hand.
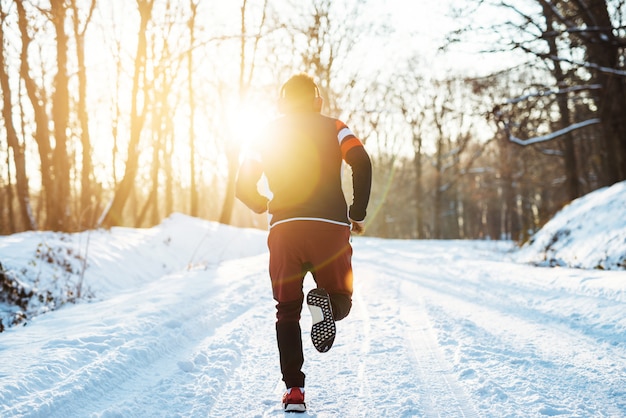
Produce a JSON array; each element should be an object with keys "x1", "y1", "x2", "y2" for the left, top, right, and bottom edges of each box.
[
  {"x1": 350, "y1": 219, "x2": 365, "y2": 235},
  {"x1": 251, "y1": 197, "x2": 269, "y2": 214}
]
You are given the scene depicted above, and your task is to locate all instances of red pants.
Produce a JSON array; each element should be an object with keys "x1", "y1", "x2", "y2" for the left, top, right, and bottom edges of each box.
[
  {"x1": 268, "y1": 220, "x2": 353, "y2": 388},
  {"x1": 268, "y1": 220, "x2": 353, "y2": 316}
]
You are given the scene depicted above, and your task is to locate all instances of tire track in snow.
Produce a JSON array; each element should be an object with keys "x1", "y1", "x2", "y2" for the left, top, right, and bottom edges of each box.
[
  {"x1": 360, "y1": 240, "x2": 626, "y2": 417},
  {"x1": 109, "y1": 253, "x2": 285, "y2": 418},
  {"x1": 1, "y1": 270, "x2": 232, "y2": 418},
  {"x1": 0, "y1": 255, "x2": 271, "y2": 418},
  {"x1": 276, "y1": 279, "x2": 376, "y2": 417},
  {"x1": 136, "y1": 276, "x2": 268, "y2": 416},
  {"x1": 352, "y1": 286, "x2": 374, "y2": 404},
  {"x1": 181, "y1": 288, "x2": 277, "y2": 417},
  {"x1": 357, "y1": 254, "x2": 479, "y2": 418},
  {"x1": 414, "y1": 279, "x2": 626, "y2": 418},
  {"x1": 401, "y1": 294, "x2": 479, "y2": 418}
]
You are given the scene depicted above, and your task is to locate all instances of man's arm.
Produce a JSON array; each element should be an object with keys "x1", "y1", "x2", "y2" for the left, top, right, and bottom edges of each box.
[
  {"x1": 235, "y1": 158, "x2": 269, "y2": 214},
  {"x1": 344, "y1": 145, "x2": 372, "y2": 233}
]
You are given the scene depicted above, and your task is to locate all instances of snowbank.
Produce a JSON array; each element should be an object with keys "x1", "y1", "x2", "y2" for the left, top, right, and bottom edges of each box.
[
  {"x1": 516, "y1": 180, "x2": 626, "y2": 270},
  {"x1": 0, "y1": 213, "x2": 266, "y2": 330}
]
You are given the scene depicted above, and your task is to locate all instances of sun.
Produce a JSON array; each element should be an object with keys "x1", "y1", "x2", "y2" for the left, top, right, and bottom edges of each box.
[{"x1": 227, "y1": 98, "x2": 273, "y2": 153}]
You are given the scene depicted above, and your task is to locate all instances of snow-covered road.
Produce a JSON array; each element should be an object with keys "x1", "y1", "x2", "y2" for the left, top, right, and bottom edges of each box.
[
  {"x1": 357, "y1": 239, "x2": 625, "y2": 417},
  {"x1": 1, "y1": 217, "x2": 624, "y2": 417}
]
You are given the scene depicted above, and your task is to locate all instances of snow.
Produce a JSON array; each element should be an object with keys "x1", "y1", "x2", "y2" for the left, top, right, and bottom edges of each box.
[
  {"x1": 516, "y1": 180, "x2": 626, "y2": 270},
  {"x1": 1, "y1": 183, "x2": 625, "y2": 417}
]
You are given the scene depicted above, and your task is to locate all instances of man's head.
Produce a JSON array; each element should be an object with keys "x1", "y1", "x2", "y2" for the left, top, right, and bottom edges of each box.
[{"x1": 279, "y1": 73, "x2": 323, "y2": 114}]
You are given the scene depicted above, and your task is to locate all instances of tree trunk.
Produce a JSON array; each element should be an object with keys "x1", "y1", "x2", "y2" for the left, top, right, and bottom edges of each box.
[
  {"x1": 188, "y1": 0, "x2": 198, "y2": 217},
  {"x1": 575, "y1": 0, "x2": 626, "y2": 184},
  {"x1": 433, "y1": 123, "x2": 444, "y2": 239},
  {"x1": 16, "y1": 0, "x2": 54, "y2": 230},
  {"x1": 3, "y1": 143, "x2": 15, "y2": 233},
  {"x1": 543, "y1": 3, "x2": 580, "y2": 200},
  {"x1": 152, "y1": 82, "x2": 165, "y2": 226},
  {"x1": 70, "y1": 0, "x2": 97, "y2": 228},
  {"x1": 50, "y1": 0, "x2": 71, "y2": 231},
  {"x1": 100, "y1": 0, "x2": 154, "y2": 227},
  {"x1": 0, "y1": 4, "x2": 36, "y2": 231},
  {"x1": 413, "y1": 137, "x2": 424, "y2": 239},
  {"x1": 165, "y1": 132, "x2": 174, "y2": 217},
  {"x1": 498, "y1": 127, "x2": 519, "y2": 240}
]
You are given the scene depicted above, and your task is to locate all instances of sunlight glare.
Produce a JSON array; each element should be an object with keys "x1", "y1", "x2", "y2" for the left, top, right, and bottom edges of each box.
[{"x1": 227, "y1": 99, "x2": 270, "y2": 154}]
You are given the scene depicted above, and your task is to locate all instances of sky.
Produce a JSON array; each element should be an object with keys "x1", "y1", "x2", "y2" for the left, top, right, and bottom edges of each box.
[
  {"x1": 374, "y1": 0, "x2": 524, "y2": 75},
  {"x1": 0, "y1": 180, "x2": 624, "y2": 416}
]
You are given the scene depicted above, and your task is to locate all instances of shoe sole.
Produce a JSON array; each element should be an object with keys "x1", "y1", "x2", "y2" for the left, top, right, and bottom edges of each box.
[{"x1": 307, "y1": 288, "x2": 336, "y2": 353}]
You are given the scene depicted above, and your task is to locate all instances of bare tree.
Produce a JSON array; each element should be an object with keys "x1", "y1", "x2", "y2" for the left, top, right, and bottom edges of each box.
[
  {"x1": 49, "y1": 0, "x2": 72, "y2": 231},
  {"x1": 540, "y1": 0, "x2": 626, "y2": 184},
  {"x1": 429, "y1": 78, "x2": 476, "y2": 239},
  {"x1": 296, "y1": 0, "x2": 374, "y2": 110},
  {"x1": 100, "y1": 0, "x2": 155, "y2": 227},
  {"x1": 69, "y1": 0, "x2": 97, "y2": 228},
  {"x1": 464, "y1": 0, "x2": 626, "y2": 187},
  {"x1": 542, "y1": 1, "x2": 581, "y2": 199},
  {"x1": 1, "y1": 146, "x2": 14, "y2": 233},
  {"x1": 16, "y1": 0, "x2": 55, "y2": 230},
  {"x1": 188, "y1": 0, "x2": 199, "y2": 217},
  {"x1": 395, "y1": 68, "x2": 428, "y2": 238},
  {"x1": 137, "y1": 3, "x2": 185, "y2": 227},
  {"x1": 0, "y1": 1, "x2": 36, "y2": 231}
]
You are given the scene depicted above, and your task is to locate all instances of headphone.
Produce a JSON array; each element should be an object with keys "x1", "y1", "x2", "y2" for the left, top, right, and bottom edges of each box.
[{"x1": 278, "y1": 82, "x2": 323, "y2": 114}]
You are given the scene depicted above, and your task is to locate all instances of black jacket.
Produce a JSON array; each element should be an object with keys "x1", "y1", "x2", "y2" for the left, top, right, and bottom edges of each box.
[{"x1": 236, "y1": 112, "x2": 372, "y2": 227}]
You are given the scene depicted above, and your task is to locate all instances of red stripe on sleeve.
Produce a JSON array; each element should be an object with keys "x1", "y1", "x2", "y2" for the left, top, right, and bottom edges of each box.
[{"x1": 340, "y1": 137, "x2": 363, "y2": 159}]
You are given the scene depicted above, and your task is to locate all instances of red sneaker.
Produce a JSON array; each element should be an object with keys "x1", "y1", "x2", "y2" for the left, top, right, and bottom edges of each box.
[{"x1": 282, "y1": 387, "x2": 306, "y2": 412}]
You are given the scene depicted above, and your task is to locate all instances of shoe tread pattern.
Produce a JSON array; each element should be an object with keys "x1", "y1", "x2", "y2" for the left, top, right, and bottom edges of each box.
[{"x1": 307, "y1": 288, "x2": 336, "y2": 353}]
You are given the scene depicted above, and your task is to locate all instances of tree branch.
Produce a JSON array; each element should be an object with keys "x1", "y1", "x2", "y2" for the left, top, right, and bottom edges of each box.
[
  {"x1": 507, "y1": 117, "x2": 601, "y2": 146},
  {"x1": 505, "y1": 83, "x2": 602, "y2": 104}
]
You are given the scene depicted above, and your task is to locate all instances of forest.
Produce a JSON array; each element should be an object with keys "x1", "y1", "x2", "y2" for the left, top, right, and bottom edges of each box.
[{"x1": 0, "y1": 0, "x2": 625, "y2": 240}]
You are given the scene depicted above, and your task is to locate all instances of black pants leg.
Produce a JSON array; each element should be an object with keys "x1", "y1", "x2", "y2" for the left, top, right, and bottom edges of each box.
[
  {"x1": 329, "y1": 292, "x2": 352, "y2": 321},
  {"x1": 276, "y1": 299, "x2": 305, "y2": 388}
]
